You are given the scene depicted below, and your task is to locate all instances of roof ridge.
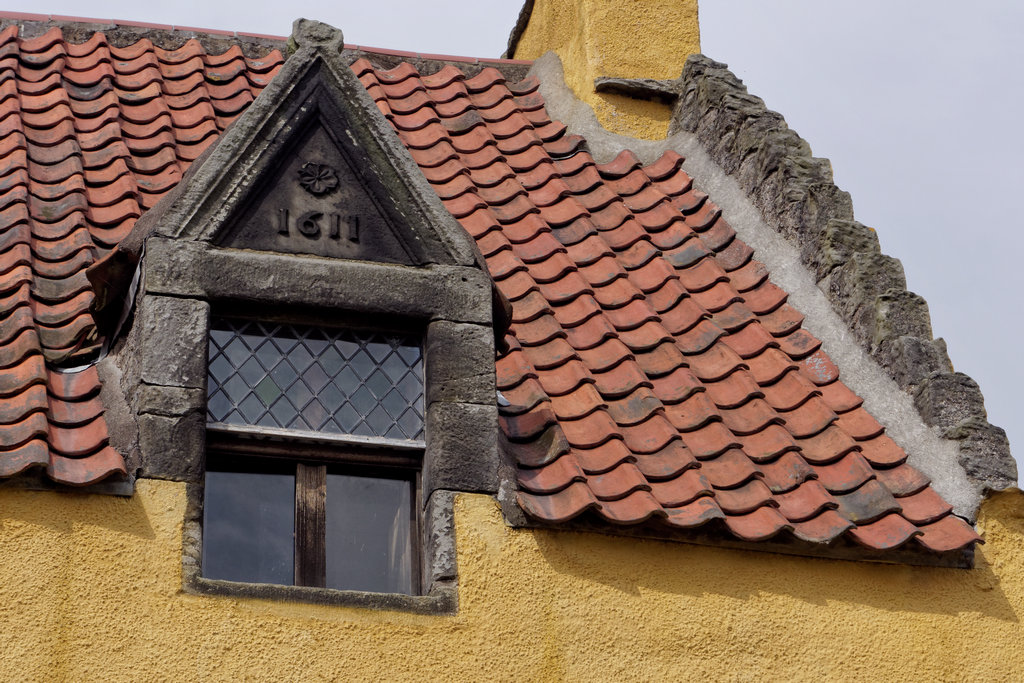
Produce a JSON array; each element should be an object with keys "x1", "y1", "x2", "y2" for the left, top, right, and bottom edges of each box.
[
  {"x1": 0, "y1": 12, "x2": 534, "y2": 67},
  {"x1": 0, "y1": 13, "x2": 284, "y2": 59},
  {"x1": 673, "y1": 55, "x2": 1016, "y2": 499}
]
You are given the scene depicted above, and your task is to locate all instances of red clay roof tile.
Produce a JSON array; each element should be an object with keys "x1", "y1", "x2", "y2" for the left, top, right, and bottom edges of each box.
[
  {"x1": 0, "y1": 24, "x2": 977, "y2": 558},
  {"x1": 0, "y1": 25, "x2": 284, "y2": 486}
]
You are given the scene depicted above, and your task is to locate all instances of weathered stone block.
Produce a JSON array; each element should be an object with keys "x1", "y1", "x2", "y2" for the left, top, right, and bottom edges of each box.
[
  {"x1": 873, "y1": 336, "x2": 952, "y2": 390},
  {"x1": 822, "y1": 251, "x2": 907, "y2": 322},
  {"x1": 810, "y1": 219, "x2": 880, "y2": 280},
  {"x1": 794, "y1": 184, "x2": 854, "y2": 255},
  {"x1": 943, "y1": 417, "x2": 1018, "y2": 493},
  {"x1": 139, "y1": 384, "x2": 206, "y2": 418},
  {"x1": 915, "y1": 372, "x2": 987, "y2": 428},
  {"x1": 144, "y1": 239, "x2": 492, "y2": 325},
  {"x1": 424, "y1": 402, "x2": 498, "y2": 495},
  {"x1": 425, "y1": 321, "x2": 495, "y2": 406},
  {"x1": 139, "y1": 295, "x2": 209, "y2": 390},
  {"x1": 422, "y1": 489, "x2": 457, "y2": 584},
  {"x1": 872, "y1": 290, "x2": 932, "y2": 349},
  {"x1": 138, "y1": 412, "x2": 205, "y2": 482}
]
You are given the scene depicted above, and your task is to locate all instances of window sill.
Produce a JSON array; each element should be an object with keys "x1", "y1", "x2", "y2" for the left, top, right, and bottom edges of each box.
[{"x1": 184, "y1": 574, "x2": 456, "y2": 615}]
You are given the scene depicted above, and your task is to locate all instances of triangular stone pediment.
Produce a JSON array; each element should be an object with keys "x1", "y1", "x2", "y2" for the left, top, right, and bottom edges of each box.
[
  {"x1": 130, "y1": 19, "x2": 481, "y2": 270},
  {"x1": 217, "y1": 100, "x2": 419, "y2": 264}
]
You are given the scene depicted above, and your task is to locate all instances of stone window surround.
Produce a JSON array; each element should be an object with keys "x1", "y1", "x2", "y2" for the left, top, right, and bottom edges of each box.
[{"x1": 133, "y1": 236, "x2": 500, "y2": 614}]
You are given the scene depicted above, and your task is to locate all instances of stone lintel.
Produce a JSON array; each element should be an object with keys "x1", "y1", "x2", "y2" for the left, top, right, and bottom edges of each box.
[{"x1": 143, "y1": 238, "x2": 492, "y2": 325}]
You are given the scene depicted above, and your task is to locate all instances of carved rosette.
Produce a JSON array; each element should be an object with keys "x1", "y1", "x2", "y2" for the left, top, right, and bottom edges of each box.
[{"x1": 298, "y1": 162, "x2": 339, "y2": 196}]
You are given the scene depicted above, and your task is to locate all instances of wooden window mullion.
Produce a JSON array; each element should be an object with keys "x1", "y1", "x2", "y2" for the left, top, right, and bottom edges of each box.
[{"x1": 295, "y1": 463, "x2": 326, "y2": 587}]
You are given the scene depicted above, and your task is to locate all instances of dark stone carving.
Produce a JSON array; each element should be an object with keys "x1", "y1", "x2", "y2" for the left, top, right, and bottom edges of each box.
[
  {"x1": 218, "y1": 120, "x2": 418, "y2": 264},
  {"x1": 298, "y1": 162, "x2": 339, "y2": 196}
]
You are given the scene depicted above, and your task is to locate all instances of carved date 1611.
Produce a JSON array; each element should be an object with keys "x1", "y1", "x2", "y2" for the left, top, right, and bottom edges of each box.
[{"x1": 278, "y1": 209, "x2": 360, "y2": 242}]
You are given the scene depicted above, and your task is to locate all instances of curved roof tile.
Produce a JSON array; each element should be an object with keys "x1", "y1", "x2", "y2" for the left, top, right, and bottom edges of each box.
[{"x1": 0, "y1": 22, "x2": 980, "y2": 559}]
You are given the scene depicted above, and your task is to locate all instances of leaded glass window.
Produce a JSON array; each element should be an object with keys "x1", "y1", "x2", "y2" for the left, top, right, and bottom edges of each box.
[
  {"x1": 207, "y1": 317, "x2": 424, "y2": 443},
  {"x1": 202, "y1": 315, "x2": 422, "y2": 595}
]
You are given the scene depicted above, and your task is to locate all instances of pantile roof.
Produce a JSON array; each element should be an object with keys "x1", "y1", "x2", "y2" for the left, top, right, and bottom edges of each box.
[
  {"x1": 0, "y1": 23, "x2": 283, "y2": 483},
  {"x1": 0, "y1": 19, "x2": 980, "y2": 558}
]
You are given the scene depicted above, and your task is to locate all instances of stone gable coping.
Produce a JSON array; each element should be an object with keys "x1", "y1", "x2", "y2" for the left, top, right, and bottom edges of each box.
[{"x1": 670, "y1": 55, "x2": 1016, "y2": 500}]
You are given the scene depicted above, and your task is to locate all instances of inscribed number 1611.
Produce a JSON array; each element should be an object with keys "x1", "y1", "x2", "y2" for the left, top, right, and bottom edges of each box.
[{"x1": 278, "y1": 209, "x2": 359, "y2": 242}]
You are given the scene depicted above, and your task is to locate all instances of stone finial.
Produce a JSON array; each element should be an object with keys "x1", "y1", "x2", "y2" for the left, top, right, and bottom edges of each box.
[{"x1": 290, "y1": 18, "x2": 344, "y2": 52}]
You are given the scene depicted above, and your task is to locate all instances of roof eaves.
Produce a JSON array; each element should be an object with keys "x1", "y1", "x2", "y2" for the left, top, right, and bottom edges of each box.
[{"x1": 342, "y1": 48, "x2": 532, "y2": 85}]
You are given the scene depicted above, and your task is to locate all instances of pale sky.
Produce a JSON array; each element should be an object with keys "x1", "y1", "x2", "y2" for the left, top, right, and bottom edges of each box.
[{"x1": 7, "y1": 1, "x2": 1020, "y2": 471}]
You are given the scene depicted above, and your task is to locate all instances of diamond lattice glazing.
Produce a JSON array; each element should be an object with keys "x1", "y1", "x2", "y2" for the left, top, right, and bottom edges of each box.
[{"x1": 207, "y1": 318, "x2": 424, "y2": 441}]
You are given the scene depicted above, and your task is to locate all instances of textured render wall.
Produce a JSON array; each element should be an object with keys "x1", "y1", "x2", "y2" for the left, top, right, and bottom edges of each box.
[
  {"x1": 2, "y1": 483, "x2": 1024, "y2": 681},
  {"x1": 511, "y1": 0, "x2": 699, "y2": 139}
]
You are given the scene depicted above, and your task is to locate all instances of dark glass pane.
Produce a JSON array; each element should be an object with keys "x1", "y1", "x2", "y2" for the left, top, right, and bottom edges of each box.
[
  {"x1": 365, "y1": 369, "x2": 392, "y2": 399},
  {"x1": 286, "y1": 381, "x2": 314, "y2": 414},
  {"x1": 223, "y1": 337, "x2": 251, "y2": 367},
  {"x1": 269, "y1": 396, "x2": 299, "y2": 425},
  {"x1": 396, "y1": 344, "x2": 421, "y2": 367},
  {"x1": 303, "y1": 328, "x2": 329, "y2": 356},
  {"x1": 397, "y1": 373, "x2": 422, "y2": 404},
  {"x1": 270, "y1": 362, "x2": 299, "y2": 391},
  {"x1": 254, "y1": 339, "x2": 281, "y2": 371},
  {"x1": 222, "y1": 375, "x2": 251, "y2": 405},
  {"x1": 303, "y1": 364, "x2": 330, "y2": 393},
  {"x1": 209, "y1": 327, "x2": 233, "y2": 349},
  {"x1": 397, "y1": 408, "x2": 422, "y2": 439},
  {"x1": 320, "y1": 384, "x2": 345, "y2": 413},
  {"x1": 208, "y1": 354, "x2": 234, "y2": 384},
  {"x1": 288, "y1": 344, "x2": 314, "y2": 372},
  {"x1": 335, "y1": 338, "x2": 359, "y2": 359},
  {"x1": 203, "y1": 463, "x2": 295, "y2": 586},
  {"x1": 301, "y1": 398, "x2": 329, "y2": 431},
  {"x1": 381, "y1": 388, "x2": 408, "y2": 419},
  {"x1": 208, "y1": 317, "x2": 424, "y2": 439},
  {"x1": 380, "y1": 352, "x2": 409, "y2": 383},
  {"x1": 366, "y1": 405, "x2": 393, "y2": 436},
  {"x1": 349, "y1": 385, "x2": 376, "y2": 416},
  {"x1": 325, "y1": 472, "x2": 413, "y2": 594},
  {"x1": 238, "y1": 394, "x2": 266, "y2": 424},
  {"x1": 366, "y1": 341, "x2": 391, "y2": 363},
  {"x1": 349, "y1": 349, "x2": 375, "y2": 381},
  {"x1": 207, "y1": 390, "x2": 232, "y2": 423},
  {"x1": 335, "y1": 403, "x2": 361, "y2": 433},
  {"x1": 254, "y1": 376, "x2": 282, "y2": 407},
  {"x1": 319, "y1": 346, "x2": 344, "y2": 376}
]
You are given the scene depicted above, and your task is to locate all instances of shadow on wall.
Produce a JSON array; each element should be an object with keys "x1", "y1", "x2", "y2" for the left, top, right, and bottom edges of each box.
[
  {"x1": 0, "y1": 486, "x2": 156, "y2": 541},
  {"x1": 529, "y1": 495, "x2": 1023, "y2": 623}
]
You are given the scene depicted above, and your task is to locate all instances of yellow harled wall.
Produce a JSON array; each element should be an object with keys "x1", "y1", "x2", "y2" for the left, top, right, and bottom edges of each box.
[
  {"x1": 2, "y1": 481, "x2": 1024, "y2": 681},
  {"x1": 512, "y1": 0, "x2": 701, "y2": 139}
]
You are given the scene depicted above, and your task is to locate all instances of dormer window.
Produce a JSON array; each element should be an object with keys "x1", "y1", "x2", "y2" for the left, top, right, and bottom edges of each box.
[
  {"x1": 202, "y1": 316, "x2": 424, "y2": 594},
  {"x1": 100, "y1": 20, "x2": 503, "y2": 612}
]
